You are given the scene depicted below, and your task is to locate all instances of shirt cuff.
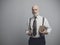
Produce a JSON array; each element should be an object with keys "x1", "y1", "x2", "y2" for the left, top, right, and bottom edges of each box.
[
  {"x1": 26, "y1": 30, "x2": 29, "y2": 34},
  {"x1": 47, "y1": 28, "x2": 52, "y2": 33}
]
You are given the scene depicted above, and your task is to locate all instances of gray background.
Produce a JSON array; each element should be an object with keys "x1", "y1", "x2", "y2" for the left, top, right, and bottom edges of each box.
[{"x1": 0, "y1": 0, "x2": 60, "y2": 45}]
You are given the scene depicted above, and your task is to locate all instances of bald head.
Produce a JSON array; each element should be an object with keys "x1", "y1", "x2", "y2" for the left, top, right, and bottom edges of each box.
[
  {"x1": 32, "y1": 5, "x2": 39, "y2": 10},
  {"x1": 32, "y1": 5, "x2": 40, "y2": 16}
]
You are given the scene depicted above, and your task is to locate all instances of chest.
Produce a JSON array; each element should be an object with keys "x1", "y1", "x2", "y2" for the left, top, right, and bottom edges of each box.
[{"x1": 30, "y1": 17, "x2": 43, "y2": 27}]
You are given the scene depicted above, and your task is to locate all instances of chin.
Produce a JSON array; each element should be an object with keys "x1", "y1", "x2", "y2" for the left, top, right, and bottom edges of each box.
[{"x1": 34, "y1": 14, "x2": 38, "y2": 16}]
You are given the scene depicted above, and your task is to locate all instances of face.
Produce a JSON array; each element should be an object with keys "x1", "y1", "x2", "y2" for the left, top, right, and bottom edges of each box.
[{"x1": 32, "y1": 5, "x2": 39, "y2": 16}]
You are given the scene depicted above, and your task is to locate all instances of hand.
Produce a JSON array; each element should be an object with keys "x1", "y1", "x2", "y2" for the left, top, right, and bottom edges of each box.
[
  {"x1": 26, "y1": 30, "x2": 32, "y2": 36},
  {"x1": 39, "y1": 26, "x2": 47, "y2": 32},
  {"x1": 40, "y1": 30, "x2": 48, "y2": 35}
]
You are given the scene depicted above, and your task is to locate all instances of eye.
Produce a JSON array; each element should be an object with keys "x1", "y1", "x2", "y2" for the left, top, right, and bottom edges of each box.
[
  {"x1": 32, "y1": 8, "x2": 37, "y2": 10},
  {"x1": 35, "y1": 9, "x2": 37, "y2": 10}
]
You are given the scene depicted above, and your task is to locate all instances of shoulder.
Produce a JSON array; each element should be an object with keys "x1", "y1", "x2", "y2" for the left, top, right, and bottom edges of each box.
[
  {"x1": 39, "y1": 15, "x2": 48, "y2": 21},
  {"x1": 29, "y1": 16, "x2": 34, "y2": 20},
  {"x1": 39, "y1": 15, "x2": 47, "y2": 19},
  {"x1": 37, "y1": 15, "x2": 43, "y2": 19}
]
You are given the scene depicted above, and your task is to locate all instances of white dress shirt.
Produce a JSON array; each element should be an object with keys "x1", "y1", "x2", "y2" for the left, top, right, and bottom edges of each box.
[{"x1": 26, "y1": 15, "x2": 52, "y2": 38}]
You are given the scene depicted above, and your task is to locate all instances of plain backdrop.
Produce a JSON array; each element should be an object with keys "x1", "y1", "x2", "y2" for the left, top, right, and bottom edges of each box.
[{"x1": 0, "y1": 0, "x2": 60, "y2": 45}]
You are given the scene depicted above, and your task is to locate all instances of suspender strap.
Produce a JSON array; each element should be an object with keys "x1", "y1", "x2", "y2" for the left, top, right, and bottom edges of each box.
[
  {"x1": 42, "y1": 17, "x2": 44, "y2": 26},
  {"x1": 29, "y1": 18, "x2": 31, "y2": 30}
]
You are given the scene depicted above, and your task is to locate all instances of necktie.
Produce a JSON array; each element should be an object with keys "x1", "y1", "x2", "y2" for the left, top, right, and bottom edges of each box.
[{"x1": 33, "y1": 17, "x2": 37, "y2": 36}]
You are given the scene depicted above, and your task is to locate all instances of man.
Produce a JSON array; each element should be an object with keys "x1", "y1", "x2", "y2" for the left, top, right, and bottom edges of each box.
[{"x1": 26, "y1": 4, "x2": 52, "y2": 45}]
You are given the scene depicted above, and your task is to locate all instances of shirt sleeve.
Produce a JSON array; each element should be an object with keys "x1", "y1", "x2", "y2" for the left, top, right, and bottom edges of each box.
[
  {"x1": 44, "y1": 17, "x2": 52, "y2": 33},
  {"x1": 26, "y1": 18, "x2": 31, "y2": 34}
]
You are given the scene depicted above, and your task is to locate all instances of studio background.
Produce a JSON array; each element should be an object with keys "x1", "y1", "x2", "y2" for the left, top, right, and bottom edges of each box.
[{"x1": 0, "y1": 0, "x2": 60, "y2": 45}]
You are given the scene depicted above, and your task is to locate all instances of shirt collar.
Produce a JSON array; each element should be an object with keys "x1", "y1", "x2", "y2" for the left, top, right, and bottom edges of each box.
[{"x1": 33, "y1": 15, "x2": 41, "y2": 18}]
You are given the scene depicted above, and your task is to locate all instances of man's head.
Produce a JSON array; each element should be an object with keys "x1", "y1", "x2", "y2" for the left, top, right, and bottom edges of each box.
[{"x1": 32, "y1": 4, "x2": 40, "y2": 17}]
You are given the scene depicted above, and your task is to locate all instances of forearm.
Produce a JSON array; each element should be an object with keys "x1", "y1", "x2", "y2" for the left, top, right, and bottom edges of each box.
[{"x1": 40, "y1": 28, "x2": 52, "y2": 35}]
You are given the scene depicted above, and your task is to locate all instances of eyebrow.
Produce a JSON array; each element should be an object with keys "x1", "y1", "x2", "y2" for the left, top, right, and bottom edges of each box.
[{"x1": 32, "y1": 8, "x2": 37, "y2": 9}]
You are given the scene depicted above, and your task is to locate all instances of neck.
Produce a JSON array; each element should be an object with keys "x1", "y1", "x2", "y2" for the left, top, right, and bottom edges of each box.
[
  {"x1": 34, "y1": 14, "x2": 39, "y2": 17},
  {"x1": 34, "y1": 12, "x2": 39, "y2": 16}
]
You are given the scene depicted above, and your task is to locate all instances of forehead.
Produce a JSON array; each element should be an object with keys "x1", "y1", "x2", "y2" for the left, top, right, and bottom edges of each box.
[{"x1": 32, "y1": 5, "x2": 39, "y2": 9}]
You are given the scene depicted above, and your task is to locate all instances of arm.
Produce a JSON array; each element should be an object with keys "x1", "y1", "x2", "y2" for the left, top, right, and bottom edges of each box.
[
  {"x1": 26, "y1": 18, "x2": 32, "y2": 36},
  {"x1": 40, "y1": 17, "x2": 52, "y2": 35}
]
